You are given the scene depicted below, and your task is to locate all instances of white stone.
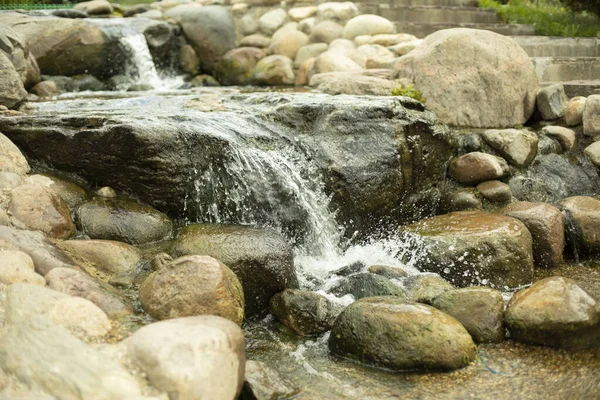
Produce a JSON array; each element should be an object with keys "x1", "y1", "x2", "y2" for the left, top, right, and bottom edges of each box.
[
  {"x1": 259, "y1": 8, "x2": 288, "y2": 36},
  {"x1": 343, "y1": 14, "x2": 395, "y2": 40},
  {"x1": 0, "y1": 250, "x2": 45, "y2": 286},
  {"x1": 288, "y1": 6, "x2": 317, "y2": 21},
  {"x1": 316, "y1": 2, "x2": 358, "y2": 22}
]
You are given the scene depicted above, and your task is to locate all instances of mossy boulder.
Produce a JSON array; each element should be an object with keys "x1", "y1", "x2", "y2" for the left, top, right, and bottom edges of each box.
[
  {"x1": 329, "y1": 296, "x2": 476, "y2": 371},
  {"x1": 403, "y1": 274, "x2": 454, "y2": 305}
]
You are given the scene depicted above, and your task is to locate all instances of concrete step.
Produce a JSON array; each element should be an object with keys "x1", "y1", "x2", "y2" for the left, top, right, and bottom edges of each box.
[
  {"x1": 395, "y1": 21, "x2": 536, "y2": 38},
  {"x1": 540, "y1": 80, "x2": 600, "y2": 98},
  {"x1": 358, "y1": 0, "x2": 479, "y2": 7},
  {"x1": 511, "y1": 36, "x2": 600, "y2": 58},
  {"x1": 532, "y1": 57, "x2": 600, "y2": 82},
  {"x1": 379, "y1": 5, "x2": 499, "y2": 24}
]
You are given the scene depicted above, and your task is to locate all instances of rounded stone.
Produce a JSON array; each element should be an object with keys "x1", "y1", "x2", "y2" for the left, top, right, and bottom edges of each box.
[
  {"x1": 403, "y1": 274, "x2": 454, "y2": 305},
  {"x1": 309, "y1": 21, "x2": 343, "y2": 44},
  {"x1": 343, "y1": 15, "x2": 395, "y2": 40},
  {"x1": 294, "y1": 43, "x2": 328, "y2": 69},
  {"x1": 250, "y1": 55, "x2": 295, "y2": 86},
  {"x1": 268, "y1": 30, "x2": 309, "y2": 60},
  {"x1": 0, "y1": 132, "x2": 29, "y2": 176},
  {"x1": 565, "y1": 96, "x2": 586, "y2": 127},
  {"x1": 259, "y1": 9, "x2": 288, "y2": 36},
  {"x1": 481, "y1": 129, "x2": 538, "y2": 168},
  {"x1": 476, "y1": 180, "x2": 512, "y2": 202},
  {"x1": 58, "y1": 239, "x2": 141, "y2": 276},
  {"x1": 328, "y1": 272, "x2": 405, "y2": 300},
  {"x1": 559, "y1": 196, "x2": 600, "y2": 255},
  {"x1": 540, "y1": 126, "x2": 576, "y2": 152},
  {"x1": 140, "y1": 255, "x2": 245, "y2": 326},
  {"x1": 0, "y1": 250, "x2": 45, "y2": 286},
  {"x1": 329, "y1": 297, "x2": 476, "y2": 371},
  {"x1": 449, "y1": 152, "x2": 509, "y2": 185}
]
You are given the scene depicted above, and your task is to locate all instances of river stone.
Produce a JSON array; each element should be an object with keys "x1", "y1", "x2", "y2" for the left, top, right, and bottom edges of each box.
[
  {"x1": 0, "y1": 132, "x2": 29, "y2": 176},
  {"x1": 180, "y1": 44, "x2": 199, "y2": 75},
  {"x1": 501, "y1": 202, "x2": 564, "y2": 268},
  {"x1": 140, "y1": 254, "x2": 244, "y2": 325},
  {"x1": 0, "y1": 315, "x2": 141, "y2": 399},
  {"x1": 565, "y1": 96, "x2": 586, "y2": 126},
  {"x1": 289, "y1": 6, "x2": 317, "y2": 21},
  {"x1": 329, "y1": 261, "x2": 366, "y2": 277},
  {"x1": 389, "y1": 39, "x2": 422, "y2": 56},
  {"x1": 73, "y1": 0, "x2": 113, "y2": 15},
  {"x1": 239, "y1": 13, "x2": 259, "y2": 36},
  {"x1": 537, "y1": 83, "x2": 568, "y2": 120},
  {"x1": 166, "y1": 6, "x2": 236, "y2": 73},
  {"x1": 448, "y1": 152, "x2": 509, "y2": 185},
  {"x1": 401, "y1": 211, "x2": 534, "y2": 289},
  {"x1": 355, "y1": 44, "x2": 395, "y2": 69},
  {"x1": 31, "y1": 81, "x2": 59, "y2": 98},
  {"x1": 309, "y1": 21, "x2": 343, "y2": 44},
  {"x1": 58, "y1": 239, "x2": 141, "y2": 276},
  {"x1": 35, "y1": 174, "x2": 88, "y2": 210},
  {"x1": 270, "y1": 289, "x2": 343, "y2": 336},
  {"x1": 0, "y1": 171, "x2": 23, "y2": 190},
  {"x1": 8, "y1": 182, "x2": 75, "y2": 239},
  {"x1": 432, "y1": 287, "x2": 504, "y2": 343},
  {"x1": 329, "y1": 297, "x2": 476, "y2": 371},
  {"x1": 537, "y1": 134, "x2": 562, "y2": 155},
  {"x1": 295, "y1": 58, "x2": 315, "y2": 86},
  {"x1": 392, "y1": 28, "x2": 538, "y2": 128},
  {"x1": 271, "y1": 23, "x2": 299, "y2": 44},
  {"x1": 403, "y1": 274, "x2": 454, "y2": 304},
  {"x1": 240, "y1": 360, "x2": 298, "y2": 400},
  {"x1": 71, "y1": 74, "x2": 104, "y2": 92},
  {"x1": 316, "y1": 74, "x2": 395, "y2": 95},
  {"x1": 0, "y1": 225, "x2": 78, "y2": 275},
  {"x1": 0, "y1": 250, "x2": 44, "y2": 286},
  {"x1": 259, "y1": 9, "x2": 288, "y2": 36},
  {"x1": 505, "y1": 277, "x2": 600, "y2": 348},
  {"x1": 583, "y1": 95, "x2": 600, "y2": 137},
  {"x1": 343, "y1": 15, "x2": 394, "y2": 40},
  {"x1": 250, "y1": 55, "x2": 295, "y2": 86},
  {"x1": 476, "y1": 180, "x2": 512, "y2": 202},
  {"x1": 124, "y1": 3, "x2": 152, "y2": 17},
  {"x1": 317, "y1": 2, "x2": 358, "y2": 22},
  {"x1": 124, "y1": 315, "x2": 245, "y2": 400},
  {"x1": 329, "y1": 38, "x2": 355, "y2": 53},
  {"x1": 298, "y1": 17, "x2": 316, "y2": 35},
  {"x1": 328, "y1": 272, "x2": 405, "y2": 300},
  {"x1": 371, "y1": 33, "x2": 417, "y2": 46},
  {"x1": 368, "y1": 264, "x2": 409, "y2": 279},
  {"x1": 295, "y1": 43, "x2": 328, "y2": 68},
  {"x1": 0, "y1": 24, "x2": 40, "y2": 89},
  {"x1": 481, "y1": 129, "x2": 538, "y2": 168},
  {"x1": 76, "y1": 197, "x2": 172, "y2": 245},
  {"x1": 312, "y1": 51, "x2": 362, "y2": 75},
  {"x1": 96, "y1": 186, "x2": 116, "y2": 198},
  {"x1": 217, "y1": 47, "x2": 266, "y2": 85},
  {"x1": 559, "y1": 196, "x2": 600, "y2": 255},
  {"x1": 172, "y1": 224, "x2": 298, "y2": 318},
  {"x1": 268, "y1": 30, "x2": 309, "y2": 60},
  {"x1": 45, "y1": 267, "x2": 134, "y2": 318},
  {"x1": 0, "y1": 52, "x2": 27, "y2": 109},
  {"x1": 540, "y1": 126, "x2": 576, "y2": 151},
  {"x1": 443, "y1": 188, "x2": 482, "y2": 212},
  {"x1": 584, "y1": 142, "x2": 600, "y2": 167},
  {"x1": 239, "y1": 34, "x2": 271, "y2": 49}
]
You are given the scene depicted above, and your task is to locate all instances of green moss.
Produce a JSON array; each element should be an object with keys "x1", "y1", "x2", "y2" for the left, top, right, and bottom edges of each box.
[{"x1": 391, "y1": 85, "x2": 426, "y2": 103}]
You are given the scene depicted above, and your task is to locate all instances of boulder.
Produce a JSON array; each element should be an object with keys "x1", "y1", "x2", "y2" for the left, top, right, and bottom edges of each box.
[
  {"x1": 0, "y1": 25, "x2": 40, "y2": 88},
  {"x1": 328, "y1": 272, "x2": 405, "y2": 300},
  {"x1": 270, "y1": 289, "x2": 342, "y2": 336},
  {"x1": 476, "y1": 180, "x2": 512, "y2": 202},
  {"x1": 123, "y1": 316, "x2": 246, "y2": 400},
  {"x1": 537, "y1": 83, "x2": 568, "y2": 120},
  {"x1": 481, "y1": 129, "x2": 538, "y2": 168},
  {"x1": 0, "y1": 225, "x2": 79, "y2": 276},
  {"x1": 250, "y1": 55, "x2": 295, "y2": 86},
  {"x1": 309, "y1": 21, "x2": 343, "y2": 44},
  {"x1": 45, "y1": 267, "x2": 134, "y2": 318},
  {"x1": 400, "y1": 211, "x2": 534, "y2": 289},
  {"x1": 268, "y1": 30, "x2": 309, "y2": 60},
  {"x1": 442, "y1": 188, "x2": 483, "y2": 212},
  {"x1": 5, "y1": 283, "x2": 110, "y2": 338},
  {"x1": 0, "y1": 316, "x2": 142, "y2": 399},
  {"x1": 288, "y1": 6, "x2": 317, "y2": 22},
  {"x1": 403, "y1": 274, "x2": 454, "y2": 304},
  {"x1": 294, "y1": 43, "x2": 328, "y2": 69},
  {"x1": 540, "y1": 126, "x2": 576, "y2": 152},
  {"x1": 180, "y1": 44, "x2": 199, "y2": 75},
  {"x1": 240, "y1": 360, "x2": 298, "y2": 400},
  {"x1": 217, "y1": 47, "x2": 266, "y2": 85},
  {"x1": 172, "y1": 224, "x2": 298, "y2": 318},
  {"x1": 583, "y1": 95, "x2": 600, "y2": 137},
  {"x1": 559, "y1": 196, "x2": 600, "y2": 255},
  {"x1": 140, "y1": 254, "x2": 245, "y2": 325},
  {"x1": 565, "y1": 96, "x2": 586, "y2": 126},
  {"x1": 73, "y1": 0, "x2": 113, "y2": 15},
  {"x1": 166, "y1": 6, "x2": 236, "y2": 73},
  {"x1": 31, "y1": 81, "x2": 59, "y2": 98},
  {"x1": 448, "y1": 152, "x2": 509, "y2": 185},
  {"x1": 343, "y1": 15, "x2": 394, "y2": 40},
  {"x1": 259, "y1": 9, "x2": 288, "y2": 36},
  {"x1": 0, "y1": 132, "x2": 29, "y2": 176},
  {"x1": 329, "y1": 297, "x2": 476, "y2": 370},
  {"x1": 316, "y1": 74, "x2": 395, "y2": 95},
  {"x1": 584, "y1": 141, "x2": 600, "y2": 167},
  {"x1": 501, "y1": 201, "x2": 564, "y2": 268},
  {"x1": 505, "y1": 277, "x2": 600, "y2": 348},
  {"x1": 317, "y1": 2, "x2": 358, "y2": 22},
  {"x1": 76, "y1": 197, "x2": 173, "y2": 245},
  {"x1": 368, "y1": 264, "x2": 409, "y2": 280},
  {"x1": 7, "y1": 182, "x2": 75, "y2": 239},
  {"x1": 0, "y1": 52, "x2": 26, "y2": 109},
  {"x1": 0, "y1": 250, "x2": 45, "y2": 286},
  {"x1": 57, "y1": 239, "x2": 141, "y2": 276},
  {"x1": 392, "y1": 28, "x2": 538, "y2": 128},
  {"x1": 432, "y1": 287, "x2": 504, "y2": 343}
]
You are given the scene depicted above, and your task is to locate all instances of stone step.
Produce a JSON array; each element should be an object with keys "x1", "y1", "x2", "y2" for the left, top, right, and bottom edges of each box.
[
  {"x1": 379, "y1": 5, "x2": 499, "y2": 24},
  {"x1": 540, "y1": 80, "x2": 600, "y2": 98},
  {"x1": 511, "y1": 36, "x2": 600, "y2": 58},
  {"x1": 395, "y1": 21, "x2": 536, "y2": 38},
  {"x1": 532, "y1": 57, "x2": 600, "y2": 83},
  {"x1": 358, "y1": 0, "x2": 479, "y2": 7}
]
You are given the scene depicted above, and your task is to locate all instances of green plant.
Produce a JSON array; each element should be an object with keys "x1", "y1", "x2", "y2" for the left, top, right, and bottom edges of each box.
[
  {"x1": 479, "y1": 0, "x2": 600, "y2": 37},
  {"x1": 391, "y1": 85, "x2": 426, "y2": 103}
]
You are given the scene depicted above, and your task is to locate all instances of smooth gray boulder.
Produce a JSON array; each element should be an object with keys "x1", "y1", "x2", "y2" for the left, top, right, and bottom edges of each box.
[{"x1": 0, "y1": 52, "x2": 27, "y2": 109}]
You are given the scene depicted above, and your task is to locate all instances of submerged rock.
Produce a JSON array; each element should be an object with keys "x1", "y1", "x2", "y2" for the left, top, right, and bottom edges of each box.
[
  {"x1": 270, "y1": 289, "x2": 343, "y2": 336},
  {"x1": 124, "y1": 316, "x2": 245, "y2": 400},
  {"x1": 432, "y1": 287, "x2": 505, "y2": 343},
  {"x1": 240, "y1": 360, "x2": 298, "y2": 400},
  {"x1": 172, "y1": 224, "x2": 297, "y2": 318},
  {"x1": 329, "y1": 297, "x2": 476, "y2": 371},
  {"x1": 504, "y1": 277, "x2": 600, "y2": 348},
  {"x1": 140, "y1": 254, "x2": 245, "y2": 325},
  {"x1": 401, "y1": 211, "x2": 534, "y2": 289}
]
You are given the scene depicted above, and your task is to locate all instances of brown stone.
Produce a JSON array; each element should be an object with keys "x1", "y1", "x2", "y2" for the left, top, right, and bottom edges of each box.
[{"x1": 449, "y1": 152, "x2": 509, "y2": 185}]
